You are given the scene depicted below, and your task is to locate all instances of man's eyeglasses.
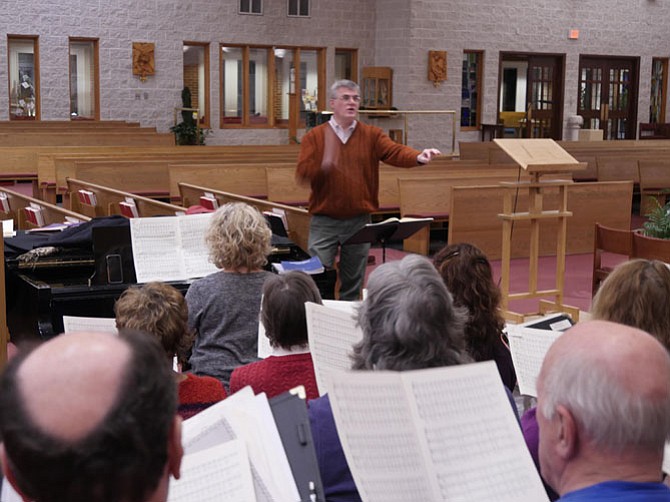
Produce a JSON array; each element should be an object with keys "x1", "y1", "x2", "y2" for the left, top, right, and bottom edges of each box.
[{"x1": 335, "y1": 94, "x2": 361, "y2": 103}]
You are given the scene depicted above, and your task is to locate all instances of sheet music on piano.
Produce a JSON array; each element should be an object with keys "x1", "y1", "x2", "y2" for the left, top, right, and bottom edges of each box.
[
  {"x1": 129, "y1": 213, "x2": 218, "y2": 283},
  {"x1": 327, "y1": 363, "x2": 549, "y2": 502},
  {"x1": 305, "y1": 301, "x2": 363, "y2": 395},
  {"x1": 62, "y1": 315, "x2": 117, "y2": 335}
]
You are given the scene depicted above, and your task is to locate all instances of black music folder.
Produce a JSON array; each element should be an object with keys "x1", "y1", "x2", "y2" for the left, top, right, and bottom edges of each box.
[{"x1": 269, "y1": 388, "x2": 324, "y2": 502}]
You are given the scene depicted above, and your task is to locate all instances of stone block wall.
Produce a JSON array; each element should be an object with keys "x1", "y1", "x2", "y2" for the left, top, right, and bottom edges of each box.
[{"x1": 1, "y1": 0, "x2": 669, "y2": 150}]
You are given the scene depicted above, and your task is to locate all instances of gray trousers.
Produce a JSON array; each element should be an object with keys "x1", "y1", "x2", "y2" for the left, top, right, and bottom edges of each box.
[{"x1": 308, "y1": 214, "x2": 371, "y2": 301}]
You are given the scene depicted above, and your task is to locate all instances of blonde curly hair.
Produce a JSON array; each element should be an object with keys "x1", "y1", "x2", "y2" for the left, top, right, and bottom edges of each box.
[{"x1": 206, "y1": 202, "x2": 272, "y2": 271}]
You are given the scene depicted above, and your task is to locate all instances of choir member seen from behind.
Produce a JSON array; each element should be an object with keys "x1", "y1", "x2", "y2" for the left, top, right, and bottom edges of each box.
[
  {"x1": 186, "y1": 202, "x2": 273, "y2": 392},
  {"x1": 521, "y1": 258, "x2": 670, "y2": 500},
  {"x1": 536, "y1": 321, "x2": 670, "y2": 501},
  {"x1": 229, "y1": 270, "x2": 322, "y2": 400},
  {"x1": 308, "y1": 255, "x2": 473, "y2": 502},
  {"x1": 433, "y1": 242, "x2": 517, "y2": 391},
  {"x1": 114, "y1": 281, "x2": 226, "y2": 420}
]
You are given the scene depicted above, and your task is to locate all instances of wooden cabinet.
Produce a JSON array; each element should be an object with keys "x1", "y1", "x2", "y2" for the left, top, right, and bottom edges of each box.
[{"x1": 361, "y1": 67, "x2": 392, "y2": 109}]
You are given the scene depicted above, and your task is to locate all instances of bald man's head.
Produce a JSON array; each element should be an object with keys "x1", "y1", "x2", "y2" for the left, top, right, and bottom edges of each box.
[
  {"x1": 0, "y1": 330, "x2": 181, "y2": 502},
  {"x1": 537, "y1": 321, "x2": 670, "y2": 493}
]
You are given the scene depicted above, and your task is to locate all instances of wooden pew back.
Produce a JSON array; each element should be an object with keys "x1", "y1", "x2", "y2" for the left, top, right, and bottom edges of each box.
[
  {"x1": 0, "y1": 186, "x2": 90, "y2": 230},
  {"x1": 448, "y1": 181, "x2": 634, "y2": 260},
  {"x1": 67, "y1": 178, "x2": 185, "y2": 218},
  {"x1": 179, "y1": 182, "x2": 311, "y2": 252},
  {"x1": 169, "y1": 163, "x2": 286, "y2": 202}
]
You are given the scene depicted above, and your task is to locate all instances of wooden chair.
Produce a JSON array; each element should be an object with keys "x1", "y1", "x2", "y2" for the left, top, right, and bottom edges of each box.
[
  {"x1": 632, "y1": 231, "x2": 670, "y2": 262},
  {"x1": 591, "y1": 223, "x2": 633, "y2": 295}
]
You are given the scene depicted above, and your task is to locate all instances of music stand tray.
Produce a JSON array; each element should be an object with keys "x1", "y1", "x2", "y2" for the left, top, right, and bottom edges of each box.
[{"x1": 344, "y1": 217, "x2": 433, "y2": 262}]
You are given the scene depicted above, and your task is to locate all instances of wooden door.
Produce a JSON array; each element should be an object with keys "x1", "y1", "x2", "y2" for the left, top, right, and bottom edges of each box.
[
  {"x1": 578, "y1": 57, "x2": 639, "y2": 140},
  {"x1": 525, "y1": 56, "x2": 563, "y2": 139}
]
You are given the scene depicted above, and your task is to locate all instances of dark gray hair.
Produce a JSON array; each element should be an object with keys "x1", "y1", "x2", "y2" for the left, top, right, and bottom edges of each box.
[
  {"x1": 351, "y1": 254, "x2": 470, "y2": 371},
  {"x1": 329, "y1": 79, "x2": 360, "y2": 100}
]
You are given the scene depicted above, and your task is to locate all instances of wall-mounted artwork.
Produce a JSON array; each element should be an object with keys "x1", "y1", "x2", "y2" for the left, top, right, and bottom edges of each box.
[
  {"x1": 133, "y1": 42, "x2": 155, "y2": 82},
  {"x1": 428, "y1": 50, "x2": 447, "y2": 87}
]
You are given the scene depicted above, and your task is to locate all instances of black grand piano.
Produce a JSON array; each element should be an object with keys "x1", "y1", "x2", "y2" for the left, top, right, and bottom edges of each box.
[{"x1": 5, "y1": 216, "x2": 334, "y2": 343}]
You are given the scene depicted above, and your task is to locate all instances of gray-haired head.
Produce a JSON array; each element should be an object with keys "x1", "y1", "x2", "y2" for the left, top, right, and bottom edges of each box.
[
  {"x1": 538, "y1": 320, "x2": 670, "y2": 455},
  {"x1": 351, "y1": 254, "x2": 470, "y2": 371},
  {"x1": 329, "y1": 80, "x2": 360, "y2": 100}
]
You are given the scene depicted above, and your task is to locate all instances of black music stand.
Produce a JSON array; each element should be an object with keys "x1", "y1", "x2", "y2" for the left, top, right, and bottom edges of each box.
[{"x1": 343, "y1": 217, "x2": 433, "y2": 263}]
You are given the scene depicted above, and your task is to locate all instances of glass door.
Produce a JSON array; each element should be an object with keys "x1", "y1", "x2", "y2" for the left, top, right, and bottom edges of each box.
[{"x1": 578, "y1": 56, "x2": 639, "y2": 140}]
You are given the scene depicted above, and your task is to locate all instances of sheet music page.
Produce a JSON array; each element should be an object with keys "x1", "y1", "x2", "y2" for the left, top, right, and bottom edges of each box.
[
  {"x1": 327, "y1": 370, "x2": 437, "y2": 502},
  {"x1": 507, "y1": 325, "x2": 564, "y2": 397},
  {"x1": 167, "y1": 439, "x2": 256, "y2": 502},
  {"x1": 178, "y1": 213, "x2": 218, "y2": 279},
  {"x1": 130, "y1": 217, "x2": 184, "y2": 282},
  {"x1": 250, "y1": 393, "x2": 300, "y2": 502},
  {"x1": 62, "y1": 316, "x2": 117, "y2": 334},
  {"x1": 663, "y1": 441, "x2": 670, "y2": 474},
  {"x1": 0, "y1": 479, "x2": 23, "y2": 502},
  {"x1": 180, "y1": 387, "x2": 277, "y2": 502},
  {"x1": 403, "y1": 362, "x2": 549, "y2": 502},
  {"x1": 305, "y1": 302, "x2": 363, "y2": 395}
]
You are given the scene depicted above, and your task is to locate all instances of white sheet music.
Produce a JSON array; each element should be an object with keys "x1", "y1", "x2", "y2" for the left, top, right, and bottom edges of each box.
[
  {"x1": 167, "y1": 440, "x2": 256, "y2": 502},
  {"x1": 327, "y1": 372, "x2": 435, "y2": 502},
  {"x1": 327, "y1": 363, "x2": 549, "y2": 502},
  {"x1": 180, "y1": 387, "x2": 290, "y2": 502},
  {"x1": 179, "y1": 214, "x2": 217, "y2": 279},
  {"x1": 62, "y1": 316, "x2": 118, "y2": 334},
  {"x1": 507, "y1": 325, "x2": 564, "y2": 397},
  {"x1": 663, "y1": 441, "x2": 670, "y2": 474},
  {"x1": 130, "y1": 214, "x2": 217, "y2": 283},
  {"x1": 0, "y1": 479, "x2": 23, "y2": 502},
  {"x1": 258, "y1": 300, "x2": 358, "y2": 359},
  {"x1": 305, "y1": 302, "x2": 363, "y2": 395}
]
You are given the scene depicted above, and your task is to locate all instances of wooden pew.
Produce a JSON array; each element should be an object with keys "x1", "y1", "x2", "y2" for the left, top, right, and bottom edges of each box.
[
  {"x1": 168, "y1": 163, "x2": 292, "y2": 202},
  {"x1": 0, "y1": 186, "x2": 90, "y2": 230},
  {"x1": 596, "y1": 156, "x2": 640, "y2": 183},
  {"x1": 447, "y1": 181, "x2": 634, "y2": 260},
  {"x1": 47, "y1": 146, "x2": 300, "y2": 200},
  {"x1": 179, "y1": 182, "x2": 311, "y2": 252},
  {"x1": 0, "y1": 131, "x2": 174, "y2": 147},
  {"x1": 638, "y1": 159, "x2": 670, "y2": 213},
  {"x1": 266, "y1": 166, "x2": 310, "y2": 206},
  {"x1": 67, "y1": 178, "x2": 185, "y2": 218},
  {"x1": 72, "y1": 160, "x2": 173, "y2": 199},
  {"x1": 0, "y1": 233, "x2": 7, "y2": 369},
  {"x1": 397, "y1": 170, "x2": 547, "y2": 254}
]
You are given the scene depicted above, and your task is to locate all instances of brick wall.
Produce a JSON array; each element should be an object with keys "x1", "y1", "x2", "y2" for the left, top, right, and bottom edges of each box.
[{"x1": 0, "y1": 0, "x2": 669, "y2": 149}]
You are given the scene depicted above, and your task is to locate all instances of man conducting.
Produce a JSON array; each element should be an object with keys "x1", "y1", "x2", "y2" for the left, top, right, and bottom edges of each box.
[{"x1": 296, "y1": 79, "x2": 441, "y2": 300}]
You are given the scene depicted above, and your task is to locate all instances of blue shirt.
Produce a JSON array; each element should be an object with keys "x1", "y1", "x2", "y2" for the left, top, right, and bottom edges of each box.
[{"x1": 560, "y1": 481, "x2": 670, "y2": 501}]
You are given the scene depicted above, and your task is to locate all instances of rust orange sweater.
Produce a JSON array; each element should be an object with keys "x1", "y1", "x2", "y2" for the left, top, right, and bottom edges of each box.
[{"x1": 296, "y1": 122, "x2": 421, "y2": 219}]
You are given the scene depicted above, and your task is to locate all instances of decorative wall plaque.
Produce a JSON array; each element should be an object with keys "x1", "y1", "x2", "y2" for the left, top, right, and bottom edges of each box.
[
  {"x1": 132, "y1": 42, "x2": 155, "y2": 82},
  {"x1": 428, "y1": 50, "x2": 447, "y2": 87}
]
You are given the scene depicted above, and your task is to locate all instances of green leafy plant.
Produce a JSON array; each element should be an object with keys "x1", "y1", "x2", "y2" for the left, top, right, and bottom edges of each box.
[
  {"x1": 171, "y1": 86, "x2": 210, "y2": 145},
  {"x1": 642, "y1": 196, "x2": 670, "y2": 239}
]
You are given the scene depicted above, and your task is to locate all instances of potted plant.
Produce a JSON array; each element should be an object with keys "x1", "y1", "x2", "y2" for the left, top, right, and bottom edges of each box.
[
  {"x1": 642, "y1": 197, "x2": 670, "y2": 239},
  {"x1": 171, "y1": 87, "x2": 210, "y2": 145}
]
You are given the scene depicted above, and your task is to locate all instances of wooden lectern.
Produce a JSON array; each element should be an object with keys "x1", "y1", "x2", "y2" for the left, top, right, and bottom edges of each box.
[{"x1": 493, "y1": 139, "x2": 586, "y2": 322}]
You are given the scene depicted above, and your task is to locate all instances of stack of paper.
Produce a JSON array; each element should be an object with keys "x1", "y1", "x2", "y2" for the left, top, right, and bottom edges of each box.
[{"x1": 172, "y1": 387, "x2": 300, "y2": 502}]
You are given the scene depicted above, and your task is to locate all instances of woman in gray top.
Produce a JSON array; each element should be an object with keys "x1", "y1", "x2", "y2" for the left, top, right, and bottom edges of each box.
[{"x1": 187, "y1": 202, "x2": 273, "y2": 391}]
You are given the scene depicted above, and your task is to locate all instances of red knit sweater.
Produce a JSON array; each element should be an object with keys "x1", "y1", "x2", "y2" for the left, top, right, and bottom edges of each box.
[
  {"x1": 178, "y1": 373, "x2": 227, "y2": 420},
  {"x1": 296, "y1": 122, "x2": 420, "y2": 219},
  {"x1": 229, "y1": 352, "x2": 320, "y2": 401}
]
